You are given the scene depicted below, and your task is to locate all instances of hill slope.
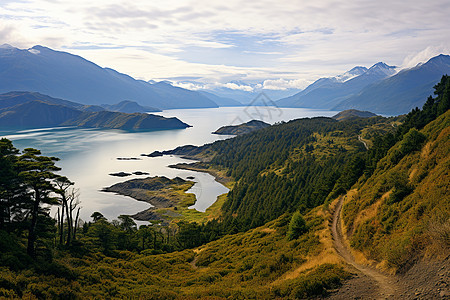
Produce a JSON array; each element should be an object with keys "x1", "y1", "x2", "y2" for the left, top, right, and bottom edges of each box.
[
  {"x1": 0, "y1": 91, "x2": 104, "y2": 111},
  {"x1": 342, "y1": 110, "x2": 450, "y2": 272},
  {"x1": 0, "y1": 100, "x2": 82, "y2": 128}
]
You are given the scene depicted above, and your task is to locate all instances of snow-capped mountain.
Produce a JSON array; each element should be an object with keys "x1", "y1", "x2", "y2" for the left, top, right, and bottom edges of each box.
[
  {"x1": 333, "y1": 54, "x2": 450, "y2": 115},
  {"x1": 276, "y1": 62, "x2": 397, "y2": 109}
]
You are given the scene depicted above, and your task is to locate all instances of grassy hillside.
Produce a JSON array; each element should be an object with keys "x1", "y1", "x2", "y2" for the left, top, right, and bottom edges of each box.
[
  {"x1": 343, "y1": 110, "x2": 450, "y2": 272},
  {"x1": 0, "y1": 205, "x2": 353, "y2": 299}
]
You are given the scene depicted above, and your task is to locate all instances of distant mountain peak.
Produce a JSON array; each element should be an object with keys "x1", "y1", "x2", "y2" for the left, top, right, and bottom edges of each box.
[
  {"x1": 336, "y1": 66, "x2": 368, "y2": 82},
  {"x1": 366, "y1": 62, "x2": 397, "y2": 76},
  {"x1": 30, "y1": 45, "x2": 51, "y2": 51},
  {"x1": 155, "y1": 80, "x2": 172, "y2": 86},
  {"x1": 369, "y1": 62, "x2": 396, "y2": 70},
  {"x1": 348, "y1": 66, "x2": 368, "y2": 73},
  {"x1": 0, "y1": 44, "x2": 15, "y2": 49},
  {"x1": 426, "y1": 54, "x2": 450, "y2": 64}
]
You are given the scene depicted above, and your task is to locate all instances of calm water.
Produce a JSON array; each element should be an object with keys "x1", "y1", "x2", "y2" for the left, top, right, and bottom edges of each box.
[{"x1": 0, "y1": 106, "x2": 338, "y2": 223}]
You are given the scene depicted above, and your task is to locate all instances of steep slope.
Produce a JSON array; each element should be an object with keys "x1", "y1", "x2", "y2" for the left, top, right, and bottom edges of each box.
[
  {"x1": 0, "y1": 45, "x2": 218, "y2": 109},
  {"x1": 342, "y1": 111, "x2": 449, "y2": 274},
  {"x1": 277, "y1": 63, "x2": 395, "y2": 108},
  {"x1": 334, "y1": 55, "x2": 450, "y2": 115}
]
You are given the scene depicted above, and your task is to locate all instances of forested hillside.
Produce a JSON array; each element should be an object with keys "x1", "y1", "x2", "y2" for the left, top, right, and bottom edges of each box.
[{"x1": 0, "y1": 76, "x2": 448, "y2": 298}]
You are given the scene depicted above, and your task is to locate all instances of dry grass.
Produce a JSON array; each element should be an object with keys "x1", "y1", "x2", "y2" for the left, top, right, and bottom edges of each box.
[{"x1": 352, "y1": 191, "x2": 390, "y2": 230}]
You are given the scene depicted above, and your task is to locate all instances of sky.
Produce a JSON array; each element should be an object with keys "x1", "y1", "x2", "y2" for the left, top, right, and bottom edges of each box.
[{"x1": 1, "y1": 0, "x2": 449, "y2": 90}]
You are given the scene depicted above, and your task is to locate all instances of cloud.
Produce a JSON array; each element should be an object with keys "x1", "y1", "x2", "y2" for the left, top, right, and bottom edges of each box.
[
  {"x1": 400, "y1": 45, "x2": 450, "y2": 69},
  {"x1": 262, "y1": 78, "x2": 309, "y2": 90},
  {"x1": 1, "y1": 0, "x2": 449, "y2": 85}
]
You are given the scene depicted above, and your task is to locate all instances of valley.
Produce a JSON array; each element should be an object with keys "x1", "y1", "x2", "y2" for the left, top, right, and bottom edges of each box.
[{"x1": 0, "y1": 39, "x2": 449, "y2": 300}]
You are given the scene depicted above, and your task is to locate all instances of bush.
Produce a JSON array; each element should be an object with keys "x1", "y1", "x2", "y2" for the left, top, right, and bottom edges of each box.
[
  {"x1": 273, "y1": 264, "x2": 351, "y2": 298},
  {"x1": 287, "y1": 211, "x2": 308, "y2": 240},
  {"x1": 399, "y1": 128, "x2": 426, "y2": 155}
]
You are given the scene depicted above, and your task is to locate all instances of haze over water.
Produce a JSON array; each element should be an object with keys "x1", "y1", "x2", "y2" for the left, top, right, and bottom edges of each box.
[{"x1": 0, "y1": 106, "x2": 338, "y2": 223}]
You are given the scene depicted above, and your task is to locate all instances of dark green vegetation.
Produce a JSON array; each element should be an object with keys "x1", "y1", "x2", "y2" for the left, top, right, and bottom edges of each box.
[
  {"x1": 0, "y1": 91, "x2": 190, "y2": 130},
  {"x1": 0, "y1": 76, "x2": 448, "y2": 298},
  {"x1": 212, "y1": 119, "x2": 270, "y2": 135}
]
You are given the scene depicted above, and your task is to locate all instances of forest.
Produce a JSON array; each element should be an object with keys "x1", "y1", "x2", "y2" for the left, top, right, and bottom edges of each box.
[{"x1": 0, "y1": 75, "x2": 448, "y2": 298}]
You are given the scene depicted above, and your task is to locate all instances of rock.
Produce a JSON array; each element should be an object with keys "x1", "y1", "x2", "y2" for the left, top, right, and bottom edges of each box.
[
  {"x1": 133, "y1": 171, "x2": 149, "y2": 175},
  {"x1": 141, "y1": 151, "x2": 163, "y2": 157},
  {"x1": 109, "y1": 172, "x2": 132, "y2": 177},
  {"x1": 186, "y1": 176, "x2": 195, "y2": 179},
  {"x1": 117, "y1": 157, "x2": 142, "y2": 160}
]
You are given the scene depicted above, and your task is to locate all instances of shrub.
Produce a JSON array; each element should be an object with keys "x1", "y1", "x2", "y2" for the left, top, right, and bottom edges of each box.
[
  {"x1": 287, "y1": 211, "x2": 307, "y2": 240},
  {"x1": 399, "y1": 128, "x2": 426, "y2": 155}
]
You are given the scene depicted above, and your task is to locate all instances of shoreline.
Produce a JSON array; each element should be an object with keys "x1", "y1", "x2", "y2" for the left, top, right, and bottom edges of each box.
[{"x1": 168, "y1": 162, "x2": 232, "y2": 188}]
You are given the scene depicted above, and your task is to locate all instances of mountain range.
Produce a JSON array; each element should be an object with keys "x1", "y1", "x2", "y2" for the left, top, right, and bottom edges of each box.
[
  {"x1": 0, "y1": 44, "x2": 220, "y2": 110},
  {"x1": 276, "y1": 62, "x2": 397, "y2": 109},
  {"x1": 0, "y1": 44, "x2": 449, "y2": 116},
  {"x1": 175, "y1": 80, "x2": 301, "y2": 105},
  {"x1": 276, "y1": 55, "x2": 450, "y2": 115},
  {"x1": 333, "y1": 54, "x2": 450, "y2": 114}
]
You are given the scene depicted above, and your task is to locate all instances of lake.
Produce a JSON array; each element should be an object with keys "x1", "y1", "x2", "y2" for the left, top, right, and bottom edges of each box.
[{"x1": 0, "y1": 106, "x2": 338, "y2": 223}]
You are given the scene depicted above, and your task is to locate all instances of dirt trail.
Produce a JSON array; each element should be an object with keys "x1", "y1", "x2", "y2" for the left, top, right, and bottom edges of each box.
[
  {"x1": 358, "y1": 135, "x2": 369, "y2": 150},
  {"x1": 331, "y1": 196, "x2": 403, "y2": 299}
]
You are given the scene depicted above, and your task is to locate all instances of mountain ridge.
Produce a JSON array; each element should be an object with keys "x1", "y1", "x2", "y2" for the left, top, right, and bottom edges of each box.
[
  {"x1": 333, "y1": 54, "x2": 450, "y2": 114},
  {"x1": 0, "y1": 45, "x2": 218, "y2": 110},
  {"x1": 276, "y1": 62, "x2": 397, "y2": 109}
]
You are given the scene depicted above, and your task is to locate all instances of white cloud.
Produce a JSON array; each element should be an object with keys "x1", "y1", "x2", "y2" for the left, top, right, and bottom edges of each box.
[
  {"x1": 262, "y1": 78, "x2": 309, "y2": 90},
  {"x1": 400, "y1": 45, "x2": 450, "y2": 69},
  {"x1": 222, "y1": 82, "x2": 254, "y2": 91}
]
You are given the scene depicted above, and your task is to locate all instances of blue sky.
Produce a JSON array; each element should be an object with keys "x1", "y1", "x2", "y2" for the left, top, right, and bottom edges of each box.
[{"x1": 1, "y1": 0, "x2": 449, "y2": 90}]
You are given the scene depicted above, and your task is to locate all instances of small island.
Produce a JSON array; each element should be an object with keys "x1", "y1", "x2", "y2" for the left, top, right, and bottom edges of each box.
[
  {"x1": 212, "y1": 119, "x2": 270, "y2": 135},
  {"x1": 102, "y1": 176, "x2": 197, "y2": 223}
]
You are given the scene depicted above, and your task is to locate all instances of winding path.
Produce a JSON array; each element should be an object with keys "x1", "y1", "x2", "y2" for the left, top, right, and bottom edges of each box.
[
  {"x1": 331, "y1": 196, "x2": 402, "y2": 299},
  {"x1": 358, "y1": 135, "x2": 369, "y2": 150}
]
